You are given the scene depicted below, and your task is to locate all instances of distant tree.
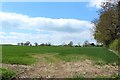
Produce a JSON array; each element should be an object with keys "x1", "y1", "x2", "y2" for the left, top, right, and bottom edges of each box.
[
  {"x1": 68, "y1": 41, "x2": 73, "y2": 47},
  {"x1": 90, "y1": 43, "x2": 95, "y2": 47},
  {"x1": 40, "y1": 43, "x2": 45, "y2": 46},
  {"x1": 47, "y1": 42, "x2": 51, "y2": 46},
  {"x1": 83, "y1": 40, "x2": 90, "y2": 47},
  {"x1": 30, "y1": 44, "x2": 32, "y2": 46},
  {"x1": 17, "y1": 43, "x2": 20, "y2": 46},
  {"x1": 24, "y1": 41, "x2": 31, "y2": 46},
  {"x1": 75, "y1": 45, "x2": 79, "y2": 47},
  {"x1": 77, "y1": 42, "x2": 81, "y2": 47},
  {"x1": 34, "y1": 42, "x2": 38, "y2": 46},
  {"x1": 21, "y1": 43, "x2": 24, "y2": 46},
  {"x1": 95, "y1": 43, "x2": 103, "y2": 47}
]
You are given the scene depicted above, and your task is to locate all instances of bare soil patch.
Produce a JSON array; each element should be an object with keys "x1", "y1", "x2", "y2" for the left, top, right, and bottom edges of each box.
[{"x1": 1, "y1": 54, "x2": 119, "y2": 78}]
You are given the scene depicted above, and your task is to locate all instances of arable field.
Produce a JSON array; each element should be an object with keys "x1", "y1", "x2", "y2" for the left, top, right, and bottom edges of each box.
[{"x1": 1, "y1": 45, "x2": 120, "y2": 78}]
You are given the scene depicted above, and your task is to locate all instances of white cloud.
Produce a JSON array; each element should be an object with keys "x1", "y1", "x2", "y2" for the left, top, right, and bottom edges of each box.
[
  {"x1": 0, "y1": 12, "x2": 94, "y2": 33},
  {"x1": 88, "y1": 0, "x2": 104, "y2": 8},
  {"x1": 88, "y1": 0, "x2": 119, "y2": 8},
  {"x1": 10, "y1": 32, "x2": 29, "y2": 37},
  {"x1": 0, "y1": 32, "x2": 6, "y2": 35},
  {"x1": 0, "y1": 12, "x2": 96, "y2": 45},
  {"x1": 0, "y1": 31, "x2": 96, "y2": 45}
]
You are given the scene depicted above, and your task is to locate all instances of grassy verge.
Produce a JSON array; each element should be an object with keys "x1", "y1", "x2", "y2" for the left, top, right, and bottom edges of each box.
[{"x1": 0, "y1": 68, "x2": 16, "y2": 80}]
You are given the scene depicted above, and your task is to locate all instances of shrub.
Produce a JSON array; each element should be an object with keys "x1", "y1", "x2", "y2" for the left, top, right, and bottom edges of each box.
[
  {"x1": 109, "y1": 38, "x2": 120, "y2": 52},
  {"x1": 118, "y1": 38, "x2": 120, "y2": 53}
]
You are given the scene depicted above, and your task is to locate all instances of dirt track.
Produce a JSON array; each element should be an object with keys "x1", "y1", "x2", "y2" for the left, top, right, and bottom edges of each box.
[{"x1": 2, "y1": 54, "x2": 119, "y2": 78}]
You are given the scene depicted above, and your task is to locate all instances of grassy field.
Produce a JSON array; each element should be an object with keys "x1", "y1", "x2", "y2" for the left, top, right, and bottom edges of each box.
[{"x1": 2, "y1": 45, "x2": 120, "y2": 65}]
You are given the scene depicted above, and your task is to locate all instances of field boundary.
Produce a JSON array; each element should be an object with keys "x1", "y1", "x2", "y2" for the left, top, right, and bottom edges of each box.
[{"x1": 108, "y1": 49, "x2": 120, "y2": 58}]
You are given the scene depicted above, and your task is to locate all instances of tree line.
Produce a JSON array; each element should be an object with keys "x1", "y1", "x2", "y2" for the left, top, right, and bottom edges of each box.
[
  {"x1": 17, "y1": 41, "x2": 51, "y2": 46},
  {"x1": 17, "y1": 40, "x2": 102, "y2": 47}
]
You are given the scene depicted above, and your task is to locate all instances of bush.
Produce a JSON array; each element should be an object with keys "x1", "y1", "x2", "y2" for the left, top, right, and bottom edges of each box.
[
  {"x1": 0, "y1": 68, "x2": 16, "y2": 80},
  {"x1": 118, "y1": 38, "x2": 120, "y2": 53},
  {"x1": 109, "y1": 39, "x2": 119, "y2": 52}
]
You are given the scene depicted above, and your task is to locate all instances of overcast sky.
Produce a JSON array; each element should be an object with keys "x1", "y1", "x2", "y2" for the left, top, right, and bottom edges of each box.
[{"x1": 0, "y1": 0, "x2": 105, "y2": 45}]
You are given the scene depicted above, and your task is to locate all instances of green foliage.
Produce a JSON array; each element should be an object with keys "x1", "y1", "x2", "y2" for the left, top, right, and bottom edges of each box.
[
  {"x1": 92, "y1": 1, "x2": 119, "y2": 47},
  {"x1": 109, "y1": 39, "x2": 119, "y2": 52},
  {"x1": 0, "y1": 68, "x2": 16, "y2": 80},
  {"x1": 110, "y1": 73, "x2": 120, "y2": 79},
  {"x1": 118, "y1": 38, "x2": 120, "y2": 53},
  {"x1": 73, "y1": 74, "x2": 85, "y2": 78},
  {"x1": 2, "y1": 45, "x2": 120, "y2": 65}
]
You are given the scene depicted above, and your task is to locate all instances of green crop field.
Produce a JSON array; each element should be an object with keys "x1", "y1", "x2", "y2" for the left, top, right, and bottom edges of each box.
[{"x1": 2, "y1": 45, "x2": 120, "y2": 65}]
